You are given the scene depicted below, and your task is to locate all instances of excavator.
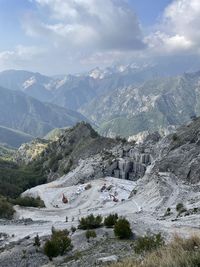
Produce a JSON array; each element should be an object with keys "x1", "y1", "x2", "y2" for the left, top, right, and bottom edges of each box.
[{"x1": 62, "y1": 193, "x2": 68, "y2": 204}]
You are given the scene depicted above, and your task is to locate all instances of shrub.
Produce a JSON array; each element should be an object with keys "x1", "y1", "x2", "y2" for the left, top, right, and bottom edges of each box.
[
  {"x1": 85, "y1": 230, "x2": 97, "y2": 241},
  {"x1": 12, "y1": 196, "x2": 45, "y2": 208},
  {"x1": 71, "y1": 226, "x2": 76, "y2": 234},
  {"x1": 134, "y1": 233, "x2": 165, "y2": 254},
  {"x1": 164, "y1": 207, "x2": 171, "y2": 216},
  {"x1": 114, "y1": 217, "x2": 132, "y2": 239},
  {"x1": 193, "y1": 207, "x2": 199, "y2": 213},
  {"x1": 44, "y1": 229, "x2": 73, "y2": 260},
  {"x1": 104, "y1": 214, "x2": 118, "y2": 228},
  {"x1": 176, "y1": 203, "x2": 187, "y2": 216},
  {"x1": 34, "y1": 234, "x2": 41, "y2": 247},
  {"x1": 172, "y1": 133, "x2": 178, "y2": 141},
  {"x1": 78, "y1": 214, "x2": 103, "y2": 230},
  {"x1": 0, "y1": 197, "x2": 15, "y2": 219},
  {"x1": 44, "y1": 239, "x2": 59, "y2": 260},
  {"x1": 132, "y1": 189, "x2": 137, "y2": 195},
  {"x1": 176, "y1": 203, "x2": 184, "y2": 212}
]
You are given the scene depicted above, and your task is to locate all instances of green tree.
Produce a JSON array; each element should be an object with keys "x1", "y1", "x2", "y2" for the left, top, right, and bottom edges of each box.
[
  {"x1": 114, "y1": 217, "x2": 132, "y2": 239},
  {"x1": 44, "y1": 229, "x2": 73, "y2": 260},
  {"x1": 0, "y1": 197, "x2": 15, "y2": 219},
  {"x1": 104, "y1": 213, "x2": 118, "y2": 228},
  {"x1": 78, "y1": 214, "x2": 102, "y2": 230},
  {"x1": 85, "y1": 230, "x2": 97, "y2": 242}
]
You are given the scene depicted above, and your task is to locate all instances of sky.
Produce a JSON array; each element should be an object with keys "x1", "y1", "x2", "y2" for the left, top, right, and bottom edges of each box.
[{"x1": 0, "y1": 0, "x2": 200, "y2": 75}]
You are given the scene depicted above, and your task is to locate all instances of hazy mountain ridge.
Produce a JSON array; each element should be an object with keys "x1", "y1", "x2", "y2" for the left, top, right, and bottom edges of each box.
[
  {"x1": 0, "y1": 125, "x2": 33, "y2": 148},
  {"x1": 1, "y1": 68, "x2": 200, "y2": 139},
  {"x1": 0, "y1": 86, "x2": 88, "y2": 137},
  {"x1": 0, "y1": 70, "x2": 53, "y2": 102},
  {"x1": 0, "y1": 65, "x2": 162, "y2": 111}
]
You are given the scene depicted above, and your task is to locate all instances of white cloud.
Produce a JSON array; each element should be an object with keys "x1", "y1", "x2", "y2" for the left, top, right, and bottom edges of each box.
[
  {"x1": 2, "y1": 0, "x2": 200, "y2": 74},
  {"x1": 147, "y1": 0, "x2": 200, "y2": 55},
  {"x1": 24, "y1": 0, "x2": 145, "y2": 51},
  {"x1": 0, "y1": 46, "x2": 44, "y2": 71}
]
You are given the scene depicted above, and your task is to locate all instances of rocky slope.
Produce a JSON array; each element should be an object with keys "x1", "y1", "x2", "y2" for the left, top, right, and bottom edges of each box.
[
  {"x1": 15, "y1": 122, "x2": 119, "y2": 181},
  {"x1": 1, "y1": 118, "x2": 200, "y2": 267},
  {"x1": 153, "y1": 117, "x2": 200, "y2": 183},
  {"x1": 80, "y1": 72, "x2": 200, "y2": 137}
]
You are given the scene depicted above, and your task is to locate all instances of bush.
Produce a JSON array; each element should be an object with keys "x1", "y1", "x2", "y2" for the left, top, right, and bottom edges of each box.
[
  {"x1": 34, "y1": 234, "x2": 41, "y2": 247},
  {"x1": 78, "y1": 214, "x2": 103, "y2": 230},
  {"x1": 176, "y1": 203, "x2": 184, "y2": 212},
  {"x1": 134, "y1": 233, "x2": 165, "y2": 254},
  {"x1": 85, "y1": 230, "x2": 97, "y2": 241},
  {"x1": 176, "y1": 203, "x2": 187, "y2": 216},
  {"x1": 0, "y1": 197, "x2": 15, "y2": 219},
  {"x1": 164, "y1": 207, "x2": 171, "y2": 216},
  {"x1": 104, "y1": 214, "x2": 118, "y2": 228},
  {"x1": 114, "y1": 217, "x2": 132, "y2": 239},
  {"x1": 12, "y1": 196, "x2": 45, "y2": 208},
  {"x1": 44, "y1": 239, "x2": 59, "y2": 260},
  {"x1": 44, "y1": 229, "x2": 73, "y2": 260},
  {"x1": 172, "y1": 133, "x2": 179, "y2": 141},
  {"x1": 71, "y1": 226, "x2": 76, "y2": 234}
]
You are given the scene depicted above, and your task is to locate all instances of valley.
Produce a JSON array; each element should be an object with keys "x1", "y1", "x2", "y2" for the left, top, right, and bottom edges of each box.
[{"x1": 2, "y1": 1, "x2": 200, "y2": 266}]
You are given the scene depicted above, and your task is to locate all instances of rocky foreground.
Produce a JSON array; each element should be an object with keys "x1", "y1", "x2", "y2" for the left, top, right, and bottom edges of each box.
[{"x1": 1, "y1": 119, "x2": 200, "y2": 266}]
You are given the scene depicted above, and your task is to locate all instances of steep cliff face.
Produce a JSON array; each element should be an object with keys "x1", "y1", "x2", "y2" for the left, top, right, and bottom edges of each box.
[{"x1": 153, "y1": 117, "x2": 200, "y2": 183}]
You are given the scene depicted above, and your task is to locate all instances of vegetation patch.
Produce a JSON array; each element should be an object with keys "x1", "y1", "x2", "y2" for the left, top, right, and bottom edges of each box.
[
  {"x1": 176, "y1": 202, "x2": 187, "y2": 216},
  {"x1": 11, "y1": 196, "x2": 45, "y2": 208},
  {"x1": 85, "y1": 230, "x2": 97, "y2": 241},
  {"x1": 108, "y1": 235, "x2": 200, "y2": 267},
  {"x1": 104, "y1": 213, "x2": 118, "y2": 228},
  {"x1": 0, "y1": 196, "x2": 15, "y2": 219},
  {"x1": 114, "y1": 217, "x2": 132, "y2": 239},
  {"x1": 78, "y1": 214, "x2": 103, "y2": 230},
  {"x1": 44, "y1": 229, "x2": 73, "y2": 260},
  {"x1": 0, "y1": 159, "x2": 46, "y2": 199},
  {"x1": 134, "y1": 233, "x2": 165, "y2": 254}
]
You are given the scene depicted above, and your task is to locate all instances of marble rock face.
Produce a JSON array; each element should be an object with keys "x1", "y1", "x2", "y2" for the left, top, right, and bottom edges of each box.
[{"x1": 108, "y1": 148, "x2": 152, "y2": 181}]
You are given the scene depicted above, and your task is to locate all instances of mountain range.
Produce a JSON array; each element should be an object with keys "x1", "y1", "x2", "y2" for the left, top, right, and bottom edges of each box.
[
  {"x1": 80, "y1": 72, "x2": 200, "y2": 137},
  {"x1": 0, "y1": 86, "x2": 87, "y2": 140},
  {"x1": 1, "y1": 66, "x2": 200, "y2": 145}
]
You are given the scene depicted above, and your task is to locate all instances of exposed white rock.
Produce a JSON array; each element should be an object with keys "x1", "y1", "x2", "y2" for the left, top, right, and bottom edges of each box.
[{"x1": 96, "y1": 255, "x2": 119, "y2": 264}]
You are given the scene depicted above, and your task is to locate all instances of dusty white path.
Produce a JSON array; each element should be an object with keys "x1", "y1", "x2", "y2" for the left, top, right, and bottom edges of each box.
[
  {"x1": 1, "y1": 173, "x2": 200, "y2": 244},
  {"x1": 0, "y1": 177, "x2": 139, "y2": 242}
]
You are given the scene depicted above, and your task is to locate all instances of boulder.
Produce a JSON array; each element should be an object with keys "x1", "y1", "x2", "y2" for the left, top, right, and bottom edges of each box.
[{"x1": 96, "y1": 255, "x2": 119, "y2": 264}]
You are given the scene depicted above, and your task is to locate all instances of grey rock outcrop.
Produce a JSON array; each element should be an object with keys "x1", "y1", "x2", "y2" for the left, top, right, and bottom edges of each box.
[
  {"x1": 153, "y1": 117, "x2": 200, "y2": 183},
  {"x1": 96, "y1": 255, "x2": 119, "y2": 264}
]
